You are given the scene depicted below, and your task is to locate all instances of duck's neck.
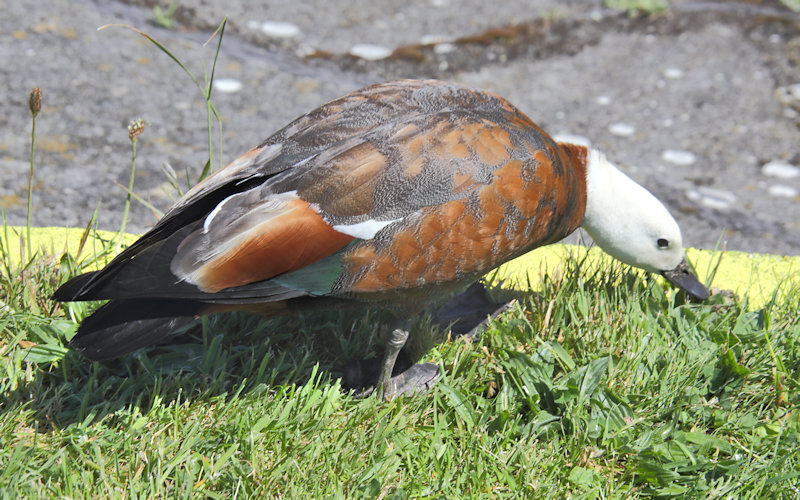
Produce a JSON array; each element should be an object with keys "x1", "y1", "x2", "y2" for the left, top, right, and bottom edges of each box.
[
  {"x1": 578, "y1": 148, "x2": 668, "y2": 269},
  {"x1": 578, "y1": 148, "x2": 631, "y2": 252}
]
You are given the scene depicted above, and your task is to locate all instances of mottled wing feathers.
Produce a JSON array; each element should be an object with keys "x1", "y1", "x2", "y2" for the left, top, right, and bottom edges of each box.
[
  {"x1": 56, "y1": 80, "x2": 588, "y2": 308},
  {"x1": 334, "y1": 141, "x2": 586, "y2": 296}
]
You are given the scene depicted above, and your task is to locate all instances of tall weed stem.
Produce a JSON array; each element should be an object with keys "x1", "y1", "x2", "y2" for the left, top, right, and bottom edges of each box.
[{"x1": 26, "y1": 87, "x2": 42, "y2": 262}]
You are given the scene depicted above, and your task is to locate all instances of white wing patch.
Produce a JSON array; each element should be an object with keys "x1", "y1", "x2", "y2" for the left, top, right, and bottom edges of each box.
[
  {"x1": 203, "y1": 194, "x2": 237, "y2": 233},
  {"x1": 333, "y1": 218, "x2": 401, "y2": 240}
]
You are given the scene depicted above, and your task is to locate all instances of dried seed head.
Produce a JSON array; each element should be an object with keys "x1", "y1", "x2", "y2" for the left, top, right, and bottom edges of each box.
[
  {"x1": 128, "y1": 118, "x2": 145, "y2": 143},
  {"x1": 29, "y1": 87, "x2": 42, "y2": 117}
]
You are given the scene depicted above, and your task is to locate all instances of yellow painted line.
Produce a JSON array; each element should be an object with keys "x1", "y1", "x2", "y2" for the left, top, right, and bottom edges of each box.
[
  {"x1": 495, "y1": 246, "x2": 799, "y2": 308},
  {"x1": 3, "y1": 227, "x2": 798, "y2": 308},
  {"x1": 1, "y1": 226, "x2": 137, "y2": 269}
]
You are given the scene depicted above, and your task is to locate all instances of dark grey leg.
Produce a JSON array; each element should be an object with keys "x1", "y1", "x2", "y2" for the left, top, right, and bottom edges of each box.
[
  {"x1": 379, "y1": 327, "x2": 409, "y2": 399},
  {"x1": 344, "y1": 323, "x2": 441, "y2": 399}
]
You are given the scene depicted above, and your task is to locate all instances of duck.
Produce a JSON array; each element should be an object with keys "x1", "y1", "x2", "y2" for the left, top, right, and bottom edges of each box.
[{"x1": 54, "y1": 79, "x2": 709, "y2": 398}]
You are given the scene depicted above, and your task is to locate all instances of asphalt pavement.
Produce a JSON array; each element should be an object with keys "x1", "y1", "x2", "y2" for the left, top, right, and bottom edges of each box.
[{"x1": 1, "y1": 0, "x2": 799, "y2": 255}]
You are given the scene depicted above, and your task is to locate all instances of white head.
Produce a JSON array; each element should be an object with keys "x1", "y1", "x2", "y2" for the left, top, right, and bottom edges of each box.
[
  {"x1": 580, "y1": 148, "x2": 708, "y2": 300},
  {"x1": 581, "y1": 149, "x2": 683, "y2": 272}
]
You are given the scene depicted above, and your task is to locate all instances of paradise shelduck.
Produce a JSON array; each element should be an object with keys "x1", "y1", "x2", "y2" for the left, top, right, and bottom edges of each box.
[{"x1": 54, "y1": 79, "x2": 709, "y2": 398}]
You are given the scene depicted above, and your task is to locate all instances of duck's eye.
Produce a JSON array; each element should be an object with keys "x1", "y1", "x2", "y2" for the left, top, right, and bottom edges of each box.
[{"x1": 657, "y1": 238, "x2": 669, "y2": 249}]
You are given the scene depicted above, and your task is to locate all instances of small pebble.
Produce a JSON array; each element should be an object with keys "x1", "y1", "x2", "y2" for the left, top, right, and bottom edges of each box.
[
  {"x1": 768, "y1": 185, "x2": 798, "y2": 198},
  {"x1": 552, "y1": 133, "x2": 591, "y2": 148},
  {"x1": 775, "y1": 84, "x2": 800, "y2": 105},
  {"x1": 664, "y1": 67, "x2": 684, "y2": 79},
  {"x1": 762, "y1": 160, "x2": 800, "y2": 179},
  {"x1": 349, "y1": 44, "x2": 392, "y2": 60},
  {"x1": 661, "y1": 149, "x2": 696, "y2": 166},
  {"x1": 420, "y1": 34, "x2": 450, "y2": 45},
  {"x1": 295, "y1": 44, "x2": 316, "y2": 58},
  {"x1": 212, "y1": 78, "x2": 243, "y2": 94},
  {"x1": 433, "y1": 42, "x2": 455, "y2": 54},
  {"x1": 260, "y1": 21, "x2": 300, "y2": 38},
  {"x1": 608, "y1": 123, "x2": 635, "y2": 137},
  {"x1": 596, "y1": 95, "x2": 611, "y2": 106},
  {"x1": 686, "y1": 187, "x2": 736, "y2": 210}
]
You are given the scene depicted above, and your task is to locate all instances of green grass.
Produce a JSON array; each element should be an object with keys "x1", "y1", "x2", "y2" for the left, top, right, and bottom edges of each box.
[{"x1": 1, "y1": 239, "x2": 799, "y2": 497}]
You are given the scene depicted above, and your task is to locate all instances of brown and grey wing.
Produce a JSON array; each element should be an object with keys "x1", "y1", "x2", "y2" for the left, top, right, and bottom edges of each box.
[{"x1": 56, "y1": 80, "x2": 580, "y2": 303}]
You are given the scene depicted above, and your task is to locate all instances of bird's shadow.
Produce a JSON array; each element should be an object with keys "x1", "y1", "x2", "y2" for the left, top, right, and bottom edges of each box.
[{"x1": 7, "y1": 282, "x2": 514, "y2": 430}]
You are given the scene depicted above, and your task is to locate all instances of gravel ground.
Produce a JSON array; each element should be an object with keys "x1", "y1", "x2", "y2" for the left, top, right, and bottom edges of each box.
[{"x1": 1, "y1": 0, "x2": 799, "y2": 255}]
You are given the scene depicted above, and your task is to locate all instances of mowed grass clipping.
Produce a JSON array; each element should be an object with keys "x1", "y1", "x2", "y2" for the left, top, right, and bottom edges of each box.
[{"x1": 1, "y1": 225, "x2": 799, "y2": 498}]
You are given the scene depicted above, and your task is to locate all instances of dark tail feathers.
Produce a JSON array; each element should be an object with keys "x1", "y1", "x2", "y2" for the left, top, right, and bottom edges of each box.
[
  {"x1": 52, "y1": 271, "x2": 100, "y2": 302},
  {"x1": 69, "y1": 298, "x2": 205, "y2": 361}
]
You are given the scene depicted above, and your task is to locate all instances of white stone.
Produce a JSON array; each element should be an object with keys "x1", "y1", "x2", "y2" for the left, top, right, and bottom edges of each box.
[
  {"x1": 552, "y1": 133, "x2": 591, "y2": 148},
  {"x1": 664, "y1": 67, "x2": 684, "y2": 79},
  {"x1": 768, "y1": 185, "x2": 798, "y2": 198},
  {"x1": 596, "y1": 95, "x2": 611, "y2": 105},
  {"x1": 433, "y1": 42, "x2": 455, "y2": 54},
  {"x1": 608, "y1": 123, "x2": 635, "y2": 137},
  {"x1": 661, "y1": 149, "x2": 696, "y2": 166},
  {"x1": 349, "y1": 44, "x2": 392, "y2": 60},
  {"x1": 686, "y1": 187, "x2": 736, "y2": 210},
  {"x1": 762, "y1": 160, "x2": 800, "y2": 179},
  {"x1": 212, "y1": 78, "x2": 243, "y2": 94},
  {"x1": 776, "y1": 84, "x2": 800, "y2": 105},
  {"x1": 295, "y1": 44, "x2": 316, "y2": 58},
  {"x1": 260, "y1": 21, "x2": 300, "y2": 38},
  {"x1": 420, "y1": 34, "x2": 450, "y2": 45}
]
